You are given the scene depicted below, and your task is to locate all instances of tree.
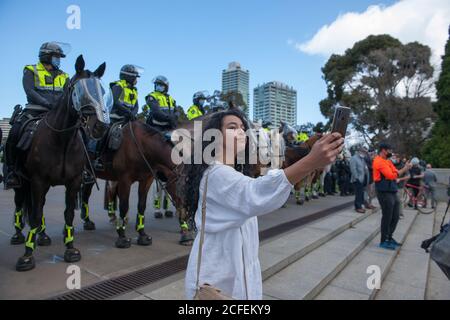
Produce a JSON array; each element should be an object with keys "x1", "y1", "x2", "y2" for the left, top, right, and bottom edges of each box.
[
  {"x1": 320, "y1": 35, "x2": 436, "y2": 156},
  {"x1": 422, "y1": 27, "x2": 450, "y2": 167}
]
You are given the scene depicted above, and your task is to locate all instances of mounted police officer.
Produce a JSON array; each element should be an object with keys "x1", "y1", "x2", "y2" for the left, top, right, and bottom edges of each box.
[
  {"x1": 187, "y1": 91, "x2": 207, "y2": 120},
  {"x1": 91, "y1": 65, "x2": 142, "y2": 170},
  {"x1": 143, "y1": 75, "x2": 179, "y2": 218},
  {"x1": 109, "y1": 65, "x2": 141, "y2": 123},
  {"x1": 143, "y1": 75, "x2": 179, "y2": 131},
  {"x1": 4, "y1": 42, "x2": 70, "y2": 189}
]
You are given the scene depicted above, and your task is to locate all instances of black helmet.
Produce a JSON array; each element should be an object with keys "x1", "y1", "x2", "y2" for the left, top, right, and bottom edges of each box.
[
  {"x1": 120, "y1": 64, "x2": 142, "y2": 84},
  {"x1": 39, "y1": 42, "x2": 68, "y2": 64},
  {"x1": 193, "y1": 91, "x2": 207, "y2": 105},
  {"x1": 153, "y1": 75, "x2": 169, "y2": 93},
  {"x1": 262, "y1": 121, "x2": 273, "y2": 128}
]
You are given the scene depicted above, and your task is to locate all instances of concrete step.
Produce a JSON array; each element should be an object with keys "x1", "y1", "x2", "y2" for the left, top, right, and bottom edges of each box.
[
  {"x1": 131, "y1": 206, "x2": 377, "y2": 300},
  {"x1": 426, "y1": 203, "x2": 450, "y2": 300},
  {"x1": 263, "y1": 211, "x2": 382, "y2": 300},
  {"x1": 374, "y1": 211, "x2": 435, "y2": 300},
  {"x1": 315, "y1": 208, "x2": 418, "y2": 300}
]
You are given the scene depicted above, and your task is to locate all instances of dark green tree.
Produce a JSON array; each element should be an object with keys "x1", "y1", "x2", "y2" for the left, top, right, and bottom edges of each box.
[
  {"x1": 320, "y1": 35, "x2": 436, "y2": 156},
  {"x1": 423, "y1": 27, "x2": 450, "y2": 167}
]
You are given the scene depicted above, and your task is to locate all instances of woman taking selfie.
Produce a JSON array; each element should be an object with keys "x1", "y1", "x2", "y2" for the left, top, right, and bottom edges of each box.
[{"x1": 183, "y1": 109, "x2": 344, "y2": 300}]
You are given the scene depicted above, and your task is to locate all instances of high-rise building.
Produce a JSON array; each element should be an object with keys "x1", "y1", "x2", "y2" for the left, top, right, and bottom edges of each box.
[
  {"x1": 253, "y1": 81, "x2": 297, "y2": 126},
  {"x1": 222, "y1": 62, "x2": 250, "y2": 115},
  {"x1": 0, "y1": 118, "x2": 11, "y2": 144}
]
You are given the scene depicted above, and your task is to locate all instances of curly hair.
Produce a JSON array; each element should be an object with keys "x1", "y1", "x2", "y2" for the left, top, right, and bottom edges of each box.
[{"x1": 182, "y1": 108, "x2": 258, "y2": 220}]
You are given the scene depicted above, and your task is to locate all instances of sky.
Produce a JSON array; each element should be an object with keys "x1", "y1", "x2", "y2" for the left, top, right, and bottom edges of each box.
[{"x1": 0, "y1": 0, "x2": 448, "y2": 125}]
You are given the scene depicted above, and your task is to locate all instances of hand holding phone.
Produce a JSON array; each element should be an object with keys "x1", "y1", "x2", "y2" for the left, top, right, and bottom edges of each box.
[{"x1": 331, "y1": 107, "x2": 351, "y2": 138}]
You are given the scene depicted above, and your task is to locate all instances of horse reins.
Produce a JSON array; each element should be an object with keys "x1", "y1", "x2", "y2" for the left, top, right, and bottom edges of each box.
[{"x1": 128, "y1": 121, "x2": 177, "y2": 205}]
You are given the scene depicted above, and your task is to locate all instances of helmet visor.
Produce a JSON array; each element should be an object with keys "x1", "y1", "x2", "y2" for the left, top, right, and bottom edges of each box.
[{"x1": 121, "y1": 65, "x2": 145, "y2": 77}]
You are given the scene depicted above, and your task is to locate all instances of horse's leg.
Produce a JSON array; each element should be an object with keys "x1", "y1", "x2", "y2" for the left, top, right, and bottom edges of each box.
[
  {"x1": 153, "y1": 182, "x2": 163, "y2": 219},
  {"x1": 136, "y1": 178, "x2": 153, "y2": 246},
  {"x1": 63, "y1": 178, "x2": 82, "y2": 263},
  {"x1": 105, "y1": 181, "x2": 118, "y2": 224},
  {"x1": 36, "y1": 210, "x2": 52, "y2": 246},
  {"x1": 15, "y1": 179, "x2": 49, "y2": 272},
  {"x1": 80, "y1": 182, "x2": 96, "y2": 231},
  {"x1": 10, "y1": 188, "x2": 26, "y2": 245},
  {"x1": 295, "y1": 182, "x2": 304, "y2": 205},
  {"x1": 115, "y1": 178, "x2": 132, "y2": 248},
  {"x1": 163, "y1": 187, "x2": 174, "y2": 218}
]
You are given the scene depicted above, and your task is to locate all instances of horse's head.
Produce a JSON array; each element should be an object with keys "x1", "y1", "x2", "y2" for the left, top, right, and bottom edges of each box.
[
  {"x1": 279, "y1": 121, "x2": 297, "y2": 144},
  {"x1": 69, "y1": 55, "x2": 110, "y2": 140}
]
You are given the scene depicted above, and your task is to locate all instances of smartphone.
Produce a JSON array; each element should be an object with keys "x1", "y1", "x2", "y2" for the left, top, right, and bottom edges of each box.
[{"x1": 331, "y1": 106, "x2": 351, "y2": 137}]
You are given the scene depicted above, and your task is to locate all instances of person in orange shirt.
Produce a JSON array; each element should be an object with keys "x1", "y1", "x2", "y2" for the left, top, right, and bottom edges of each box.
[{"x1": 373, "y1": 143, "x2": 411, "y2": 250}]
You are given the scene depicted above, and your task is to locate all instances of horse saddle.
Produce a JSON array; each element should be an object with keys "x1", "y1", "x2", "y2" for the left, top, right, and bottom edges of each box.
[
  {"x1": 106, "y1": 122, "x2": 124, "y2": 151},
  {"x1": 16, "y1": 116, "x2": 43, "y2": 152}
]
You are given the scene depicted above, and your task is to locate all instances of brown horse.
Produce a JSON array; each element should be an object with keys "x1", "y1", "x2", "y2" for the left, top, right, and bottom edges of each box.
[
  {"x1": 281, "y1": 132, "x2": 322, "y2": 205},
  {"x1": 14, "y1": 55, "x2": 109, "y2": 271},
  {"x1": 81, "y1": 120, "x2": 193, "y2": 248}
]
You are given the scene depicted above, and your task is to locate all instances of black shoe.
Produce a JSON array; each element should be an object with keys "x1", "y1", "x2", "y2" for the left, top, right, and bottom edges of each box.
[{"x1": 4, "y1": 173, "x2": 21, "y2": 190}]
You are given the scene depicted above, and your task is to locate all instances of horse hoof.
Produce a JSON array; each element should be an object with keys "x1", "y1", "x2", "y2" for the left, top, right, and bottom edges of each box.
[
  {"x1": 37, "y1": 233, "x2": 52, "y2": 246},
  {"x1": 115, "y1": 237, "x2": 131, "y2": 249},
  {"x1": 83, "y1": 220, "x2": 96, "y2": 231},
  {"x1": 296, "y1": 200, "x2": 304, "y2": 205},
  {"x1": 305, "y1": 197, "x2": 310, "y2": 202},
  {"x1": 16, "y1": 255, "x2": 35, "y2": 272},
  {"x1": 164, "y1": 211, "x2": 174, "y2": 218},
  {"x1": 137, "y1": 234, "x2": 152, "y2": 246},
  {"x1": 154, "y1": 212, "x2": 163, "y2": 219},
  {"x1": 319, "y1": 193, "x2": 326, "y2": 197},
  {"x1": 312, "y1": 195, "x2": 319, "y2": 199},
  {"x1": 64, "y1": 248, "x2": 81, "y2": 263},
  {"x1": 10, "y1": 232, "x2": 25, "y2": 245},
  {"x1": 179, "y1": 233, "x2": 194, "y2": 246}
]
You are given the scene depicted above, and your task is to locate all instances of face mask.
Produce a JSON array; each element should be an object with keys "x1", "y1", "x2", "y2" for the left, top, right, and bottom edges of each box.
[
  {"x1": 199, "y1": 99, "x2": 205, "y2": 107},
  {"x1": 155, "y1": 84, "x2": 166, "y2": 93},
  {"x1": 51, "y1": 56, "x2": 61, "y2": 70}
]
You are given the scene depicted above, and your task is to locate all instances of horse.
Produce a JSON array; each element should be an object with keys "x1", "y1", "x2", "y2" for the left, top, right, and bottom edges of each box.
[
  {"x1": 14, "y1": 55, "x2": 109, "y2": 272},
  {"x1": 279, "y1": 122, "x2": 322, "y2": 205},
  {"x1": 81, "y1": 120, "x2": 193, "y2": 248}
]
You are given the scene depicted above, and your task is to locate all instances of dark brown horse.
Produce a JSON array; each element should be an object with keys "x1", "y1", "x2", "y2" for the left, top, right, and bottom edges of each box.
[
  {"x1": 281, "y1": 130, "x2": 322, "y2": 205},
  {"x1": 14, "y1": 55, "x2": 109, "y2": 271},
  {"x1": 81, "y1": 120, "x2": 192, "y2": 248}
]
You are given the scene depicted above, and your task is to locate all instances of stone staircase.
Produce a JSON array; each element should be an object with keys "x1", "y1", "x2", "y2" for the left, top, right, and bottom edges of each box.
[{"x1": 117, "y1": 202, "x2": 450, "y2": 300}]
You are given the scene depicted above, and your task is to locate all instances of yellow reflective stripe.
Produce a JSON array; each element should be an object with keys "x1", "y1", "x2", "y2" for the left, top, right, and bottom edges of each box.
[
  {"x1": 14, "y1": 210, "x2": 23, "y2": 229},
  {"x1": 64, "y1": 225, "x2": 74, "y2": 244},
  {"x1": 83, "y1": 202, "x2": 89, "y2": 218},
  {"x1": 108, "y1": 202, "x2": 115, "y2": 214},
  {"x1": 154, "y1": 198, "x2": 161, "y2": 209},
  {"x1": 25, "y1": 228, "x2": 38, "y2": 250},
  {"x1": 180, "y1": 221, "x2": 189, "y2": 230},
  {"x1": 136, "y1": 214, "x2": 145, "y2": 231}
]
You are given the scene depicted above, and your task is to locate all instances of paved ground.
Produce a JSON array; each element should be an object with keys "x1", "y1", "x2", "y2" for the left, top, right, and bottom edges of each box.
[{"x1": 0, "y1": 179, "x2": 353, "y2": 299}]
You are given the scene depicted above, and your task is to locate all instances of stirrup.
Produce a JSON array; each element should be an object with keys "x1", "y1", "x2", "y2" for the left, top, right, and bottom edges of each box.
[
  {"x1": 82, "y1": 170, "x2": 96, "y2": 185},
  {"x1": 4, "y1": 173, "x2": 21, "y2": 190}
]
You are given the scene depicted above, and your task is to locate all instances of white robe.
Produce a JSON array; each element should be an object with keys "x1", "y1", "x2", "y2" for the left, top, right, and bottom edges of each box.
[{"x1": 185, "y1": 162, "x2": 293, "y2": 300}]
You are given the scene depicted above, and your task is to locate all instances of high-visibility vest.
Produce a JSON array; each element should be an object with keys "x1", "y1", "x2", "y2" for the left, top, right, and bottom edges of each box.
[
  {"x1": 24, "y1": 62, "x2": 68, "y2": 92},
  {"x1": 111, "y1": 80, "x2": 138, "y2": 108},
  {"x1": 187, "y1": 105, "x2": 203, "y2": 120}
]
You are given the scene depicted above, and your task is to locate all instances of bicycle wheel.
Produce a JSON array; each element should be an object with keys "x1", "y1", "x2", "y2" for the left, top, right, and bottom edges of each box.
[{"x1": 417, "y1": 193, "x2": 435, "y2": 214}]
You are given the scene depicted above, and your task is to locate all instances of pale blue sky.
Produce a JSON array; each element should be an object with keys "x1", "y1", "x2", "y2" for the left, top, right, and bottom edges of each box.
[{"x1": 0, "y1": 0, "x2": 396, "y2": 124}]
